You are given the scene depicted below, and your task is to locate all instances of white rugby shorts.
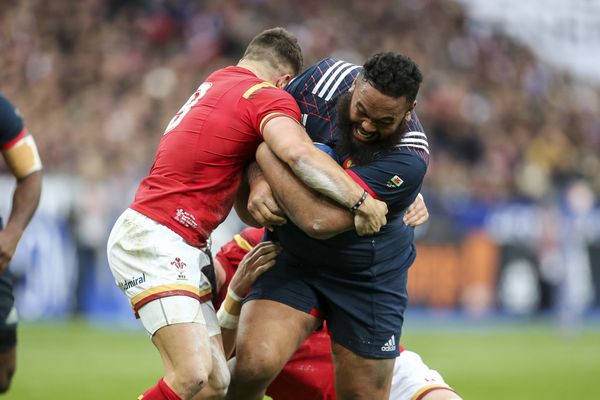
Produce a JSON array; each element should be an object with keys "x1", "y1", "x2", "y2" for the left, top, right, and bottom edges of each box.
[
  {"x1": 106, "y1": 208, "x2": 219, "y2": 336},
  {"x1": 391, "y1": 350, "x2": 455, "y2": 400}
]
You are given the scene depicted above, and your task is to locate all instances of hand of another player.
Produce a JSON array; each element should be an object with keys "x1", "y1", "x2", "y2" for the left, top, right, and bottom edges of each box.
[
  {"x1": 229, "y1": 241, "x2": 282, "y2": 297},
  {"x1": 247, "y1": 179, "x2": 287, "y2": 229},
  {"x1": 0, "y1": 230, "x2": 19, "y2": 273},
  {"x1": 353, "y1": 195, "x2": 388, "y2": 236},
  {"x1": 403, "y1": 193, "x2": 429, "y2": 227}
]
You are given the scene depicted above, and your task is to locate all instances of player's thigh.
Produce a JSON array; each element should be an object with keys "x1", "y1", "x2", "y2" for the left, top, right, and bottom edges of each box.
[
  {"x1": 237, "y1": 251, "x2": 323, "y2": 375},
  {"x1": 147, "y1": 296, "x2": 220, "y2": 376},
  {"x1": 331, "y1": 340, "x2": 395, "y2": 399},
  {"x1": 152, "y1": 321, "x2": 213, "y2": 376},
  {"x1": 107, "y1": 209, "x2": 215, "y2": 334},
  {"x1": 236, "y1": 299, "x2": 319, "y2": 375}
]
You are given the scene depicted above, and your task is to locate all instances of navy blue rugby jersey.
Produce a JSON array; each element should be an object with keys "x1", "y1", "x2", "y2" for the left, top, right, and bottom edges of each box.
[
  {"x1": 0, "y1": 95, "x2": 25, "y2": 152},
  {"x1": 274, "y1": 58, "x2": 429, "y2": 272}
]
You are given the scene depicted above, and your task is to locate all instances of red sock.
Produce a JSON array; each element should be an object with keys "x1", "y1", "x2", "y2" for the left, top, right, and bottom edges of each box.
[{"x1": 138, "y1": 378, "x2": 182, "y2": 400}]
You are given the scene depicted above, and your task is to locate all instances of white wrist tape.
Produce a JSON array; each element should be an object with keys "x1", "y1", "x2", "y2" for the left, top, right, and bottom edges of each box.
[
  {"x1": 217, "y1": 287, "x2": 243, "y2": 329},
  {"x1": 227, "y1": 287, "x2": 243, "y2": 302},
  {"x1": 217, "y1": 307, "x2": 239, "y2": 330}
]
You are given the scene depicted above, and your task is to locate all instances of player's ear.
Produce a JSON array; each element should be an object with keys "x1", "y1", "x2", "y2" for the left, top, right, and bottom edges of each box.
[
  {"x1": 275, "y1": 74, "x2": 292, "y2": 89},
  {"x1": 405, "y1": 100, "x2": 417, "y2": 121}
]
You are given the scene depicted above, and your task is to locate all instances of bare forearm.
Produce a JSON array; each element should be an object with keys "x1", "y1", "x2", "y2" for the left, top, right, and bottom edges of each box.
[
  {"x1": 256, "y1": 144, "x2": 352, "y2": 238},
  {"x1": 5, "y1": 170, "x2": 42, "y2": 236},
  {"x1": 284, "y1": 145, "x2": 362, "y2": 209},
  {"x1": 263, "y1": 117, "x2": 363, "y2": 209}
]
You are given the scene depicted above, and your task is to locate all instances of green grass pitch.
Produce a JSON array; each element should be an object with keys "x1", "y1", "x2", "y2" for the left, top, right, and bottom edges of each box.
[{"x1": 5, "y1": 319, "x2": 600, "y2": 399}]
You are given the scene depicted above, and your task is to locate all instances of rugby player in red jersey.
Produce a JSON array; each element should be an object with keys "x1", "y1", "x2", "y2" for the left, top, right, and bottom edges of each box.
[
  {"x1": 0, "y1": 95, "x2": 43, "y2": 394},
  {"x1": 107, "y1": 28, "x2": 388, "y2": 400}
]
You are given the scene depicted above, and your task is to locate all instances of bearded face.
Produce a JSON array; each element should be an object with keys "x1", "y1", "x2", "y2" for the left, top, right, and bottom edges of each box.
[{"x1": 335, "y1": 88, "x2": 411, "y2": 166}]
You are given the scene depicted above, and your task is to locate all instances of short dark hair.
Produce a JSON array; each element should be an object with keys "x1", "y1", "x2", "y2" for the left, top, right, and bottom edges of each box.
[
  {"x1": 362, "y1": 52, "x2": 423, "y2": 103},
  {"x1": 243, "y1": 27, "x2": 303, "y2": 76}
]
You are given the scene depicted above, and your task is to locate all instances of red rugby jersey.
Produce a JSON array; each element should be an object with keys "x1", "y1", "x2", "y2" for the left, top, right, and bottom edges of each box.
[{"x1": 130, "y1": 67, "x2": 301, "y2": 247}]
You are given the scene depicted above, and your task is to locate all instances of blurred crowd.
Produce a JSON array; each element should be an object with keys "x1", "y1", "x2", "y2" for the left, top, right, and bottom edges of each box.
[{"x1": 1, "y1": 0, "x2": 600, "y2": 205}]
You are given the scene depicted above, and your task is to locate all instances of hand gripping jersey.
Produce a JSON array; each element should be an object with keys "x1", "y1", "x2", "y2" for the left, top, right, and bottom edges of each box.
[
  {"x1": 278, "y1": 59, "x2": 430, "y2": 272},
  {"x1": 130, "y1": 67, "x2": 301, "y2": 247}
]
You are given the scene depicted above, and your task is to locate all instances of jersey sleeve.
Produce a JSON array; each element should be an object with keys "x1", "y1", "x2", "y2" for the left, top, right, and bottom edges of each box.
[
  {"x1": 243, "y1": 86, "x2": 302, "y2": 136},
  {"x1": 215, "y1": 227, "x2": 264, "y2": 270},
  {"x1": 346, "y1": 151, "x2": 427, "y2": 212},
  {"x1": 0, "y1": 95, "x2": 26, "y2": 151}
]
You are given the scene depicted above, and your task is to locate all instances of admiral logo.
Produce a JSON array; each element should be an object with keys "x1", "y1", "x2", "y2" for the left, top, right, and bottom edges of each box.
[
  {"x1": 386, "y1": 175, "x2": 404, "y2": 188},
  {"x1": 174, "y1": 208, "x2": 198, "y2": 229},
  {"x1": 381, "y1": 335, "x2": 396, "y2": 352},
  {"x1": 171, "y1": 257, "x2": 187, "y2": 280},
  {"x1": 122, "y1": 273, "x2": 146, "y2": 290}
]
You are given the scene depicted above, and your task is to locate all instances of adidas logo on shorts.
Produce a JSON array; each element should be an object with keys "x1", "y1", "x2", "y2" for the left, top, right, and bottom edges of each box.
[{"x1": 381, "y1": 335, "x2": 396, "y2": 352}]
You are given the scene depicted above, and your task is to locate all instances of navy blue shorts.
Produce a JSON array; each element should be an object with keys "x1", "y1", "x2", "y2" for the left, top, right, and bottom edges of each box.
[{"x1": 246, "y1": 247, "x2": 414, "y2": 359}]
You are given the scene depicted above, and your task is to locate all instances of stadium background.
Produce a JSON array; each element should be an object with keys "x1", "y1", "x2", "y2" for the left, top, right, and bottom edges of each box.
[{"x1": 1, "y1": 0, "x2": 599, "y2": 398}]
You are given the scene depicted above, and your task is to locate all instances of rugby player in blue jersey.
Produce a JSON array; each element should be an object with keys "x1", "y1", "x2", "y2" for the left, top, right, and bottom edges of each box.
[
  {"x1": 0, "y1": 95, "x2": 43, "y2": 393},
  {"x1": 227, "y1": 53, "x2": 429, "y2": 400}
]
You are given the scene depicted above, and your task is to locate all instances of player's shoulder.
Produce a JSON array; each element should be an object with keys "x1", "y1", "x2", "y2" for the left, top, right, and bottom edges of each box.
[
  {"x1": 0, "y1": 94, "x2": 25, "y2": 144},
  {"x1": 208, "y1": 66, "x2": 290, "y2": 100},
  {"x1": 396, "y1": 112, "x2": 429, "y2": 165},
  {"x1": 241, "y1": 81, "x2": 285, "y2": 100},
  {"x1": 0, "y1": 95, "x2": 20, "y2": 122},
  {"x1": 239, "y1": 227, "x2": 265, "y2": 247},
  {"x1": 287, "y1": 57, "x2": 362, "y2": 99}
]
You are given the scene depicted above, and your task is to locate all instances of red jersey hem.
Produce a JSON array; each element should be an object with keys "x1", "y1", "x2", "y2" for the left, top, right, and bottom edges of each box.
[{"x1": 129, "y1": 205, "x2": 207, "y2": 248}]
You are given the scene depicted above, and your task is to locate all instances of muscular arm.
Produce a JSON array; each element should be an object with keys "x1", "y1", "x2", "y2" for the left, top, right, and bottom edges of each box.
[
  {"x1": 262, "y1": 117, "x2": 362, "y2": 209},
  {"x1": 217, "y1": 241, "x2": 280, "y2": 358},
  {"x1": 255, "y1": 143, "x2": 352, "y2": 239},
  {"x1": 0, "y1": 170, "x2": 42, "y2": 272},
  {"x1": 262, "y1": 117, "x2": 387, "y2": 236},
  {"x1": 0, "y1": 133, "x2": 43, "y2": 272}
]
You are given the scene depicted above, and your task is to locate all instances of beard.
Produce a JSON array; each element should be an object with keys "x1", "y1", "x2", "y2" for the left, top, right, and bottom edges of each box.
[{"x1": 335, "y1": 93, "x2": 408, "y2": 166}]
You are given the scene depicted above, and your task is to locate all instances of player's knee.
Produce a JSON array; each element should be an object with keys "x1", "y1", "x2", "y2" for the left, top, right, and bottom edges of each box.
[
  {"x1": 233, "y1": 344, "x2": 281, "y2": 385},
  {"x1": 207, "y1": 361, "x2": 230, "y2": 398},
  {"x1": 174, "y1": 367, "x2": 211, "y2": 397}
]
